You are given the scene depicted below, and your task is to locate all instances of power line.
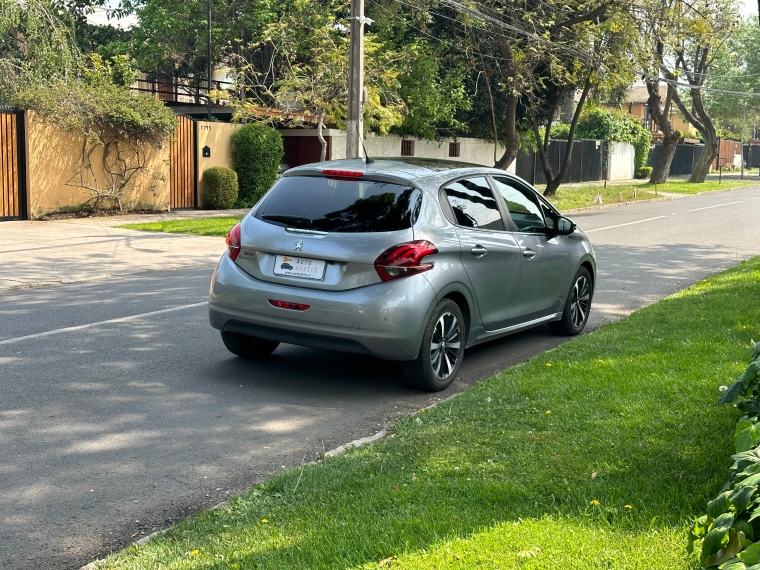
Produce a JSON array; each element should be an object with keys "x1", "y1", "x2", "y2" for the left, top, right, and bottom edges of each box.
[
  {"x1": 377, "y1": 0, "x2": 598, "y2": 67},
  {"x1": 659, "y1": 76, "x2": 760, "y2": 97}
]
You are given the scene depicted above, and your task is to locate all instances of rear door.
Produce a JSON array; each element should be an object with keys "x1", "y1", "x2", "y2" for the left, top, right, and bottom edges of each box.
[
  {"x1": 440, "y1": 176, "x2": 522, "y2": 331},
  {"x1": 490, "y1": 175, "x2": 569, "y2": 321}
]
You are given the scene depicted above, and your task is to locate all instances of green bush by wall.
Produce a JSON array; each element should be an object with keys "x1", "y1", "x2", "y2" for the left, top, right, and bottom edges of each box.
[
  {"x1": 231, "y1": 123, "x2": 284, "y2": 207},
  {"x1": 202, "y1": 166, "x2": 239, "y2": 210}
]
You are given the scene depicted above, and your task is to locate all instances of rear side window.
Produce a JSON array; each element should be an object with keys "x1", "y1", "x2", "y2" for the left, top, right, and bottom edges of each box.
[
  {"x1": 442, "y1": 177, "x2": 504, "y2": 231},
  {"x1": 257, "y1": 176, "x2": 422, "y2": 233}
]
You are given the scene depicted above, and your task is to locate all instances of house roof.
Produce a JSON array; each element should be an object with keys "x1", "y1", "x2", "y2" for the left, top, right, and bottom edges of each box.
[{"x1": 624, "y1": 83, "x2": 668, "y2": 104}]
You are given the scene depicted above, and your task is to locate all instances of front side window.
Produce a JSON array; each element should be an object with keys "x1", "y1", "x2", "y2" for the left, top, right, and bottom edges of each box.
[
  {"x1": 491, "y1": 176, "x2": 546, "y2": 233},
  {"x1": 442, "y1": 177, "x2": 504, "y2": 231},
  {"x1": 257, "y1": 176, "x2": 422, "y2": 233}
]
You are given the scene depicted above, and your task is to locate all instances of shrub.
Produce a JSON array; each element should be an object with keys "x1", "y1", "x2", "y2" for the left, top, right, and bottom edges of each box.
[
  {"x1": 202, "y1": 167, "x2": 238, "y2": 209},
  {"x1": 576, "y1": 108, "x2": 652, "y2": 174},
  {"x1": 549, "y1": 123, "x2": 571, "y2": 140},
  {"x1": 635, "y1": 166, "x2": 652, "y2": 179},
  {"x1": 688, "y1": 341, "x2": 760, "y2": 568},
  {"x1": 231, "y1": 123, "x2": 283, "y2": 206}
]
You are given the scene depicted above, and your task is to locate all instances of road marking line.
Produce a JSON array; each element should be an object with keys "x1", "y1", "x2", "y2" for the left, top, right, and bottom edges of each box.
[
  {"x1": 0, "y1": 302, "x2": 207, "y2": 346},
  {"x1": 584, "y1": 216, "x2": 666, "y2": 233},
  {"x1": 687, "y1": 201, "x2": 743, "y2": 212}
]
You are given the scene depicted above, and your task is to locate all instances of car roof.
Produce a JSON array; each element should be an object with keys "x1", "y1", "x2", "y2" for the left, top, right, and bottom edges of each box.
[{"x1": 282, "y1": 157, "x2": 522, "y2": 187}]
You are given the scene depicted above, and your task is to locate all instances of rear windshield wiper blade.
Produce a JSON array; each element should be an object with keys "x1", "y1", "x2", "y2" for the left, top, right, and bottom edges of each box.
[{"x1": 262, "y1": 214, "x2": 313, "y2": 226}]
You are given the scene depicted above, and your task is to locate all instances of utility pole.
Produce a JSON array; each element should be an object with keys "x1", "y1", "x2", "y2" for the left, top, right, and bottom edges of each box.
[
  {"x1": 346, "y1": 0, "x2": 366, "y2": 159},
  {"x1": 206, "y1": 0, "x2": 212, "y2": 121},
  {"x1": 741, "y1": 103, "x2": 746, "y2": 180}
]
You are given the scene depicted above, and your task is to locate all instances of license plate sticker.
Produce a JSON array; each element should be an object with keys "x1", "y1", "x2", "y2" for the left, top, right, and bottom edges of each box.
[{"x1": 273, "y1": 255, "x2": 326, "y2": 280}]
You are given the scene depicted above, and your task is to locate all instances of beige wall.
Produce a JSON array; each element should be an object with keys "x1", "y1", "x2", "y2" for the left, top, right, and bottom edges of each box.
[
  {"x1": 196, "y1": 121, "x2": 242, "y2": 207},
  {"x1": 26, "y1": 113, "x2": 170, "y2": 218}
]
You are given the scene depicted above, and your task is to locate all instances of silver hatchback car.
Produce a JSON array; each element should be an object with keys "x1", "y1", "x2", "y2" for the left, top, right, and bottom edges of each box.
[{"x1": 209, "y1": 158, "x2": 596, "y2": 391}]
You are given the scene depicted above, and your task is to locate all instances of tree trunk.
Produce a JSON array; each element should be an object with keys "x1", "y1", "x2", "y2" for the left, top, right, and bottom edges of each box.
[
  {"x1": 649, "y1": 131, "x2": 679, "y2": 184},
  {"x1": 494, "y1": 93, "x2": 520, "y2": 169},
  {"x1": 538, "y1": 74, "x2": 593, "y2": 198},
  {"x1": 689, "y1": 138, "x2": 718, "y2": 183},
  {"x1": 317, "y1": 112, "x2": 327, "y2": 162}
]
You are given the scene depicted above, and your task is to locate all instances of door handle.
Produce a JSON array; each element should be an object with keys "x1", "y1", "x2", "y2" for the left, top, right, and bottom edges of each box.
[
  {"x1": 471, "y1": 245, "x2": 488, "y2": 258},
  {"x1": 522, "y1": 248, "x2": 536, "y2": 259}
]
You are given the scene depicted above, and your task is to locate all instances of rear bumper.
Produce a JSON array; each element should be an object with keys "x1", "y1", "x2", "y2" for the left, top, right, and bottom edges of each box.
[{"x1": 208, "y1": 254, "x2": 438, "y2": 361}]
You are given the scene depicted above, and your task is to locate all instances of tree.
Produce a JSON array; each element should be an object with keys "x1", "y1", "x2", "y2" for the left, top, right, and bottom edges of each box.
[
  {"x1": 655, "y1": 0, "x2": 740, "y2": 182},
  {"x1": 233, "y1": 0, "x2": 405, "y2": 158},
  {"x1": 379, "y1": 0, "x2": 616, "y2": 171},
  {"x1": 0, "y1": 0, "x2": 79, "y2": 104},
  {"x1": 527, "y1": 7, "x2": 637, "y2": 196},
  {"x1": 704, "y1": 20, "x2": 760, "y2": 142}
]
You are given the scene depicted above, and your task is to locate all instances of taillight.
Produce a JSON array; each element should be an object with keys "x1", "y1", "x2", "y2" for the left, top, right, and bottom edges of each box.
[
  {"x1": 374, "y1": 241, "x2": 438, "y2": 282},
  {"x1": 226, "y1": 222, "x2": 241, "y2": 261},
  {"x1": 322, "y1": 169, "x2": 363, "y2": 178},
  {"x1": 269, "y1": 299, "x2": 310, "y2": 311}
]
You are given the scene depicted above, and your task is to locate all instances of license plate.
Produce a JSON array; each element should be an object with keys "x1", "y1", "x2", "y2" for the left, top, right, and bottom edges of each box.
[{"x1": 273, "y1": 255, "x2": 326, "y2": 280}]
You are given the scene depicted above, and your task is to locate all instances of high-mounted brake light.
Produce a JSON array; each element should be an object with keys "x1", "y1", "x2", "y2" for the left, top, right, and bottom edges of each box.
[
  {"x1": 322, "y1": 169, "x2": 363, "y2": 178},
  {"x1": 269, "y1": 299, "x2": 310, "y2": 311},
  {"x1": 374, "y1": 241, "x2": 438, "y2": 282},
  {"x1": 226, "y1": 222, "x2": 241, "y2": 261}
]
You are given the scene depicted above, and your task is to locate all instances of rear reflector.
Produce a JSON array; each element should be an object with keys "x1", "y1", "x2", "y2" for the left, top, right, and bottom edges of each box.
[
  {"x1": 322, "y1": 169, "x2": 363, "y2": 178},
  {"x1": 374, "y1": 240, "x2": 438, "y2": 281},
  {"x1": 226, "y1": 222, "x2": 241, "y2": 261},
  {"x1": 268, "y1": 299, "x2": 310, "y2": 311}
]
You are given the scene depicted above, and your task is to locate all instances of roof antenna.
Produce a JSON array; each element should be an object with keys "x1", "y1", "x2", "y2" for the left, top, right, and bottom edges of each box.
[{"x1": 357, "y1": 124, "x2": 374, "y2": 164}]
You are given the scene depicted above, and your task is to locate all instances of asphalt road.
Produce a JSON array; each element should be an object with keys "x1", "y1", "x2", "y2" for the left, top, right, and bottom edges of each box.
[{"x1": 2, "y1": 186, "x2": 760, "y2": 570}]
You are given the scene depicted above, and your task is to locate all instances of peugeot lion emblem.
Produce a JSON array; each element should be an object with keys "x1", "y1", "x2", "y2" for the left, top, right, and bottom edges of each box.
[{"x1": 294, "y1": 240, "x2": 304, "y2": 252}]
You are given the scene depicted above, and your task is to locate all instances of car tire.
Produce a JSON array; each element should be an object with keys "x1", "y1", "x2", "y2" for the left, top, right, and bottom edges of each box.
[
  {"x1": 549, "y1": 266, "x2": 593, "y2": 336},
  {"x1": 221, "y1": 331, "x2": 280, "y2": 359},
  {"x1": 402, "y1": 299, "x2": 466, "y2": 392}
]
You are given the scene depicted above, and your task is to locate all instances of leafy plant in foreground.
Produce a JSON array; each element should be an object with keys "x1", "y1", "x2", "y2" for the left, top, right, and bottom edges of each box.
[{"x1": 689, "y1": 342, "x2": 760, "y2": 569}]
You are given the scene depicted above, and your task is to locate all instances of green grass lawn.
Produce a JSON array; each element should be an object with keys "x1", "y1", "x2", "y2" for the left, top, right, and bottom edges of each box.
[
  {"x1": 95, "y1": 256, "x2": 760, "y2": 570},
  {"x1": 118, "y1": 217, "x2": 244, "y2": 237},
  {"x1": 550, "y1": 179, "x2": 756, "y2": 210}
]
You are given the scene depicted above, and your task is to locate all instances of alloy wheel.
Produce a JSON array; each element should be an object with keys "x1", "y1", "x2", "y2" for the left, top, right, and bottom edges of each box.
[
  {"x1": 429, "y1": 312, "x2": 461, "y2": 379},
  {"x1": 570, "y1": 275, "x2": 591, "y2": 328}
]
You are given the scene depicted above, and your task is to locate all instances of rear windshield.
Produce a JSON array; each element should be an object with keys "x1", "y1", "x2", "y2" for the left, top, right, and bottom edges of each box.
[{"x1": 256, "y1": 176, "x2": 422, "y2": 233}]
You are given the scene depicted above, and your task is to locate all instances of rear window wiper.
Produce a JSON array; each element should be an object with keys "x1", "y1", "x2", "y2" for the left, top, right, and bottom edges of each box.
[{"x1": 261, "y1": 214, "x2": 313, "y2": 226}]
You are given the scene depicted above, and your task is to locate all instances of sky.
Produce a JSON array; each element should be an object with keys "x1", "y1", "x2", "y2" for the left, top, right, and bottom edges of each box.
[{"x1": 741, "y1": 0, "x2": 757, "y2": 19}]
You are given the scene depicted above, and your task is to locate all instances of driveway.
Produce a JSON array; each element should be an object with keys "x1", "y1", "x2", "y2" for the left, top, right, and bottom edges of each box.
[{"x1": 1, "y1": 187, "x2": 759, "y2": 570}]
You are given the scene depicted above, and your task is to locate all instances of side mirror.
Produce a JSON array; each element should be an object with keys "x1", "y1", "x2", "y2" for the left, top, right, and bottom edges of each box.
[{"x1": 556, "y1": 216, "x2": 576, "y2": 235}]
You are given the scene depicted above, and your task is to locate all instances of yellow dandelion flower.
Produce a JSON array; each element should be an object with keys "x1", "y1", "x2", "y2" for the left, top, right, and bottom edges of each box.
[
  {"x1": 590, "y1": 500, "x2": 600, "y2": 506},
  {"x1": 546, "y1": 363, "x2": 552, "y2": 367},
  {"x1": 261, "y1": 519, "x2": 269, "y2": 523},
  {"x1": 190, "y1": 549, "x2": 200, "y2": 556},
  {"x1": 545, "y1": 410, "x2": 551, "y2": 415},
  {"x1": 624, "y1": 504, "x2": 633, "y2": 509}
]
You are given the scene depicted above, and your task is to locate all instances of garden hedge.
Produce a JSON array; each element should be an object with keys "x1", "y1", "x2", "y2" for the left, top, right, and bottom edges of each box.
[
  {"x1": 231, "y1": 123, "x2": 283, "y2": 207},
  {"x1": 201, "y1": 166, "x2": 239, "y2": 210}
]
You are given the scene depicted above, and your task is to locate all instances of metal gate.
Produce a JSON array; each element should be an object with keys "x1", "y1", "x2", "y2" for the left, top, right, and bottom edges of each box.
[
  {"x1": 170, "y1": 115, "x2": 196, "y2": 209},
  {"x1": 0, "y1": 110, "x2": 26, "y2": 220}
]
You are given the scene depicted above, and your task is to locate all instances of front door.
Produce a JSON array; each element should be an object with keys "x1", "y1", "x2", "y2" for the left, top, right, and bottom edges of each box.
[
  {"x1": 490, "y1": 176, "x2": 569, "y2": 321},
  {"x1": 441, "y1": 176, "x2": 522, "y2": 330}
]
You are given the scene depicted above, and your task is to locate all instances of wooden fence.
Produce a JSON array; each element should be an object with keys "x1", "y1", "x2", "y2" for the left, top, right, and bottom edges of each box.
[
  {"x1": 0, "y1": 110, "x2": 25, "y2": 220},
  {"x1": 170, "y1": 115, "x2": 196, "y2": 209}
]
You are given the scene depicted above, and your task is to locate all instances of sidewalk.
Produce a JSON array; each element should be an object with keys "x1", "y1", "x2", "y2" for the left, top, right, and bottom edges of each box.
[{"x1": 0, "y1": 209, "x2": 247, "y2": 292}]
